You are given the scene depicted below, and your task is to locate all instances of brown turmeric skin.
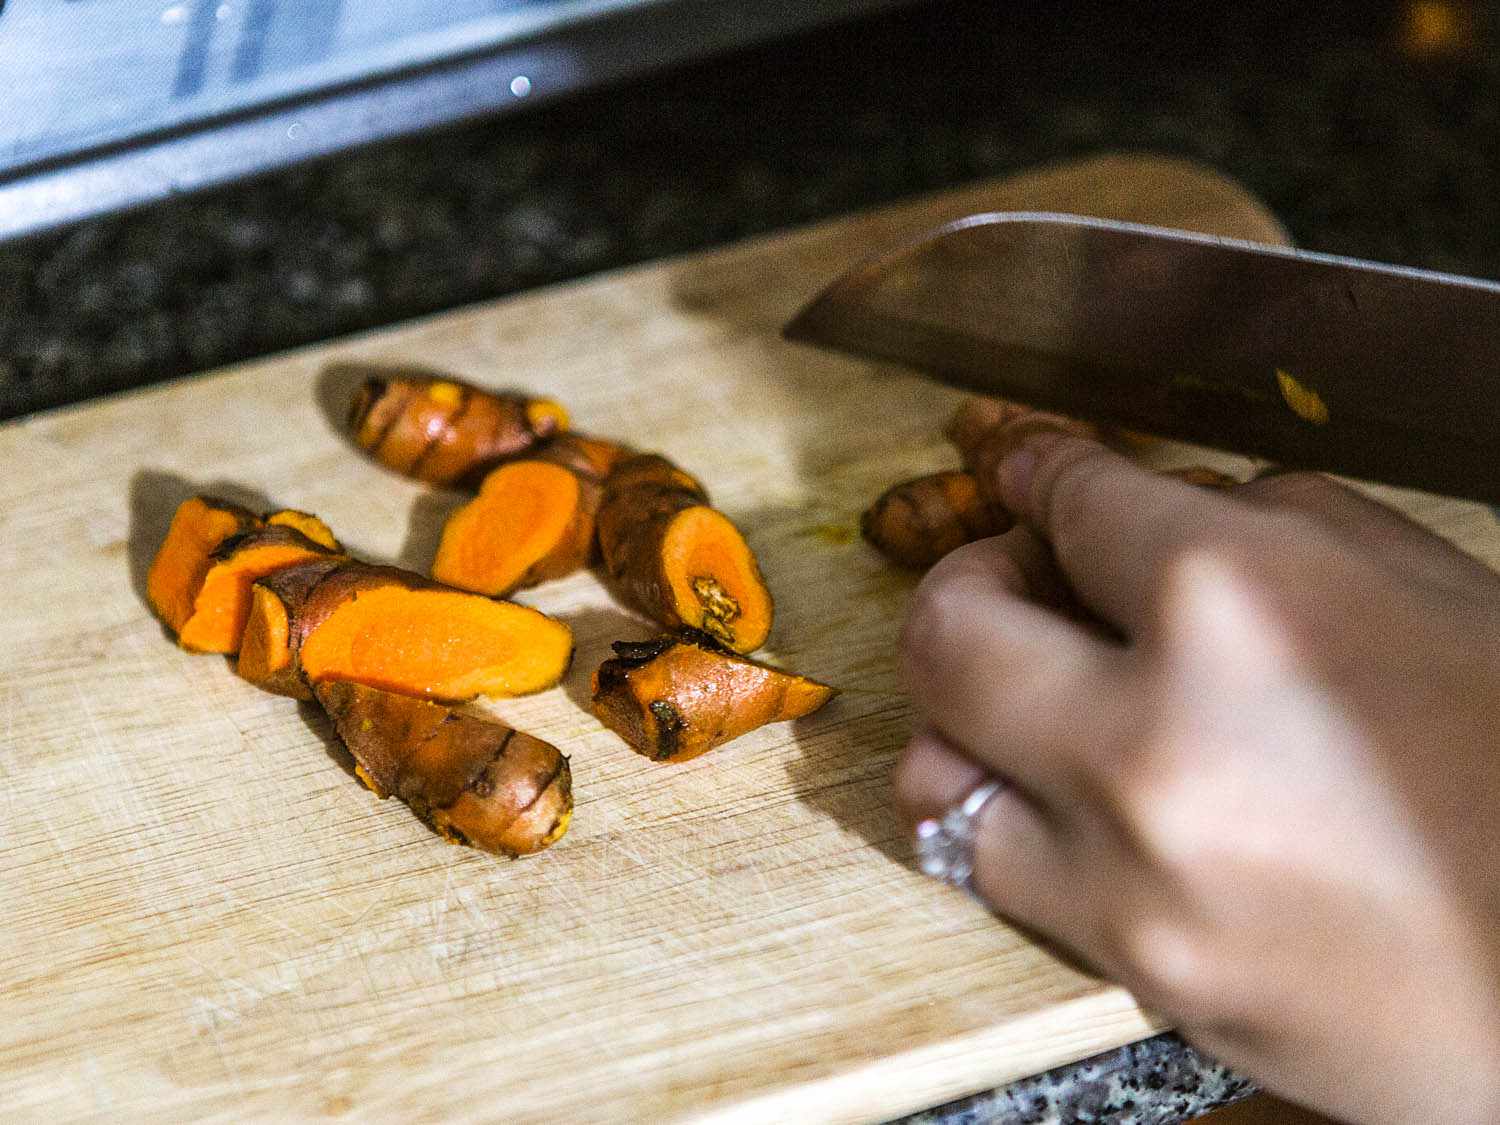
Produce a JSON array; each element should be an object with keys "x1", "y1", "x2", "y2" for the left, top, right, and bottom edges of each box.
[
  {"x1": 316, "y1": 681, "x2": 572, "y2": 856},
  {"x1": 346, "y1": 369, "x2": 570, "y2": 487},
  {"x1": 147, "y1": 497, "x2": 344, "y2": 653},
  {"x1": 433, "y1": 434, "x2": 631, "y2": 596},
  {"x1": 236, "y1": 559, "x2": 573, "y2": 702},
  {"x1": 591, "y1": 635, "x2": 835, "y2": 762},
  {"x1": 861, "y1": 470, "x2": 1009, "y2": 571},
  {"x1": 595, "y1": 454, "x2": 773, "y2": 652}
]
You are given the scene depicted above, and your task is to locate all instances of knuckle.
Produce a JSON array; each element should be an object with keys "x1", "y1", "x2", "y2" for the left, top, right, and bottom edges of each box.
[
  {"x1": 1238, "y1": 468, "x2": 1342, "y2": 507},
  {"x1": 1104, "y1": 915, "x2": 1220, "y2": 1021}
]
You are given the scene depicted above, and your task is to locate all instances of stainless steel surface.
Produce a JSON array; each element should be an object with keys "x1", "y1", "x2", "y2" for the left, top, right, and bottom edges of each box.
[
  {"x1": 786, "y1": 213, "x2": 1500, "y2": 504},
  {"x1": 0, "y1": 0, "x2": 915, "y2": 241}
]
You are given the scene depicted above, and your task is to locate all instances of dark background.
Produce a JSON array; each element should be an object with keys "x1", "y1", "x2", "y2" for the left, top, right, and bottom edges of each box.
[{"x1": 3, "y1": 0, "x2": 1498, "y2": 419}]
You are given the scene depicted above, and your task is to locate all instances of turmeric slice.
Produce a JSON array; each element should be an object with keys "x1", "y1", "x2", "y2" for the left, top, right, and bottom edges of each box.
[
  {"x1": 236, "y1": 557, "x2": 345, "y2": 699},
  {"x1": 264, "y1": 509, "x2": 341, "y2": 551},
  {"x1": 147, "y1": 496, "x2": 260, "y2": 635},
  {"x1": 237, "y1": 560, "x2": 572, "y2": 701},
  {"x1": 346, "y1": 368, "x2": 569, "y2": 487},
  {"x1": 316, "y1": 681, "x2": 572, "y2": 857},
  {"x1": 595, "y1": 454, "x2": 773, "y2": 653},
  {"x1": 861, "y1": 470, "x2": 1009, "y2": 570},
  {"x1": 147, "y1": 497, "x2": 344, "y2": 653},
  {"x1": 433, "y1": 434, "x2": 630, "y2": 596},
  {"x1": 592, "y1": 635, "x2": 835, "y2": 762}
]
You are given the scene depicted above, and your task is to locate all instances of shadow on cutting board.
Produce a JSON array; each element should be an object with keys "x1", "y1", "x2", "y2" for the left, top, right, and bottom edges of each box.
[{"x1": 127, "y1": 468, "x2": 276, "y2": 629}]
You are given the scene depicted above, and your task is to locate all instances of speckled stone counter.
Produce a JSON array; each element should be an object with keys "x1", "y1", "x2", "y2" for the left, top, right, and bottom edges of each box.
[{"x1": 5, "y1": 0, "x2": 1495, "y2": 1118}]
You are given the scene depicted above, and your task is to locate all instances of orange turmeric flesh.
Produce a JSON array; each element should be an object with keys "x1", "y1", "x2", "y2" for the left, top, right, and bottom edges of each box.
[
  {"x1": 238, "y1": 560, "x2": 572, "y2": 702},
  {"x1": 147, "y1": 496, "x2": 259, "y2": 635},
  {"x1": 432, "y1": 435, "x2": 629, "y2": 596},
  {"x1": 316, "y1": 681, "x2": 572, "y2": 857},
  {"x1": 236, "y1": 558, "x2": 344, "y2": 699},
  {"x1": 861, "y1": 470, "x2": 1009, "y2": 571},
  {"x1": 595, "y1": 454, "x2": 773, "y2": 653},
  {"x1": 591, "y1": 635, "x2": 835, "y2": 762},
  {"x1": 147, "y1": 497, "x2": 344, "y2": 653},
  {"x1": 264, "y1": 509, "x2": 341, "y2": 551},
  {"x1": 346, "y1": 368, "x2": 569, "y2": 487}
]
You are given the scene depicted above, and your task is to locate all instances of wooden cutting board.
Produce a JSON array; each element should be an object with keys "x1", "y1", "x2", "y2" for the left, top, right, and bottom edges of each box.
[{"x1": 5, "y1": 154, "x2": 1496, "y2": 1124}]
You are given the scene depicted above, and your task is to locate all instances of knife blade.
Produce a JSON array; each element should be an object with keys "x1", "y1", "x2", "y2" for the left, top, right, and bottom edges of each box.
[{"x1": 784, "y1": 212, "x2": 1500, "y2": 505}]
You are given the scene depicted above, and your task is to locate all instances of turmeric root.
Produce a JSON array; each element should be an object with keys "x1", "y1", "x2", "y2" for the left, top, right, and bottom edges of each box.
[
  {"x1": 236, "y1": 559, "x2": 572, "y2": 701},
  {"x1": 591, "y1": 635, "x2": 835, "y2": 762},
  {"x1": 432, "y1": 434, "x2": 630, "y2": 596},
  {"x1": 316, "y1": 681, "x2": 572, "y2": 856},
  {"x1": 1162, "y1": 465, "x2": 1240, "y2": 488},
  {"x1": 346, "y1": 368, "x2": 570, "y2": 487},
  {"x1": 860, "y1": 470, "x2": 1009, "y2": 570},
  {"x1": 595, "y1": 454, "x2": 773, "y2": 652},
  {"x1": 147, "y1": 496, "x2": 345, "y2": 653}
]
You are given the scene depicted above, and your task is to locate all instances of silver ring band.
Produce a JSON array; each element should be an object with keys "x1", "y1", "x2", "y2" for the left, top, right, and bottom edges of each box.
[{"x1": 914, "y1": 779, "x2": 1005, "y2": 890}]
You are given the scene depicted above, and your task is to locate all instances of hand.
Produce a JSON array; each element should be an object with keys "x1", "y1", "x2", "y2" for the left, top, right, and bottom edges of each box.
[{"x1": 893, "y1": 424, "x2": 1500, "y2": 1125}]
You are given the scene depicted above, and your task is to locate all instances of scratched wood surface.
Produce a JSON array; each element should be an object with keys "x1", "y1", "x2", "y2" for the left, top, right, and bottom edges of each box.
[{"x1": 5, "y1": 154, "x2": 1497, "y2": 1123}]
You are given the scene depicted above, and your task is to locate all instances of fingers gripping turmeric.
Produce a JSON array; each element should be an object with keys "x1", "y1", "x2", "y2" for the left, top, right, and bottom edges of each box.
[
  {"x1": 317, "y1": 681, "x2": 572, "y2": 856},
  {"x1": 595, "y1": 454, "x2": 773, "y2": 652},
  {"x1": 591, "y1": 635, "x2": 835, "y2": 763},
  {"x1": 347, "y1": 370, "x2": 570, "y2": 487}
]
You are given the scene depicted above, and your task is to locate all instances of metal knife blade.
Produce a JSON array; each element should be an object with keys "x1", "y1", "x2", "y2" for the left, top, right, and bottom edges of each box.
[{"x1": 784, "y1": 213, "x2": 1500, "y2": 504}]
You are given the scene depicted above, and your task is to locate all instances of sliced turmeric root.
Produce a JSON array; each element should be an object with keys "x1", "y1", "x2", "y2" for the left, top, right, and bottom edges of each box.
[
  {"x1": 592, "y1": 635, "x2": 835, "y2": 762},
  {"x1": 147, "y1": 496, "x2": 260, "y2": 634},
  {"x1": 432, "y1": 434, "x2": 630, "y2": 596},
  {"x1": 237, "y1": 560, "x2": 572, "y2": 701},
  {"x1": 595, "y1": 454, "x2": 773, "y2": 653},
  {"x1": 345, "y1": 367, "x2": 570, "y2": 487},
  {"x1": 861, "y1": 470, "x2": 1009, "y2": 570},
  {"x1": 147, "y1": 497, "x2": 345, "y2": 653},
  {"x1": 316, "y1": 681, "x2": 572, "y2": 856},
  {"x1": 264, "y1": 508, "x2": 341, "y2": 551}
]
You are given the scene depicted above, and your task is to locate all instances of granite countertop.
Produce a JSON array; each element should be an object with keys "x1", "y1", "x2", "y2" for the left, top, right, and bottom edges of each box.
[{"x1": 5, "y1": 0, "x2": 1496, "y2": 1118}]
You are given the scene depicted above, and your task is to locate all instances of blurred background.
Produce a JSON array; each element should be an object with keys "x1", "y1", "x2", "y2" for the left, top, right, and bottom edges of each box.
[{"x1": 1, "y1": 0, "x2": 1497, "y2": 421}]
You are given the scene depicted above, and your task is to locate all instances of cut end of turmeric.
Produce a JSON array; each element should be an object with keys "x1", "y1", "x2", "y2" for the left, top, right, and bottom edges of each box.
[
  {"x1": 147, "y1": 496, "x2": 259, "y2": 634},
  {"x1": 316, "y1": 681, "x2": 571, "y2": 856},
  {"x1": 265, "y1": 509, "x2": 341, "y2": 551},
  {"x1": 592, "y1": 634, "x2": 835, "y2": 762},
  {"x1": 861, "y1": 470, "x2": 1008, "y2": 571},
  {"x1": 662, "y1": 507, "x2": 773, "y2": 652},
  {"x1": 148, "y1": 498, "x2": 343, "y2": 653},
  {"x1": 433, "y1": 460, "x2": 589, "y2": 596},
  {"x1": 298, "y1": 583, "x2": 573, "y2": 701}
]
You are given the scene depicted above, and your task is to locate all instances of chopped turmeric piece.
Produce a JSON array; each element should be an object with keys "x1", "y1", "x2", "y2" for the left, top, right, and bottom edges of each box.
[
  {"x1": 433, "y1": 434, "x2": 631, "y2": 596},
  {"x1": 861, "y1": 470, "x2": 1009, "y2": 570},
  {"x1": 1276, "y1": 369, "x2": 1330, "y2": 425},
  {"x1": 264, "y1": 509, "x2": 341, "y2": 551},
  {"x1": 595, "y1": 454, "x2": 773, "y2": 653},
  {"x1": 591, "y1": 635, "x2": 836, "y2": 762},
  {"x1": 316, "y1": 681, "x2": 572, "y2": 856},
  {"x1": 238, "y1": 560, "x2": 572, "y2": 701},
  {"x1": 147, "y1": 496, "x2": 260, "y2": 635},
  {"x1": 345, "y1": 367, "x2": 570, "y2": 487},
  {"x1": 147, "y1": 497, "x2": 344, "y2": 653},
  {"x1": 236, "y1": 557, "x2": 345, "y2": 699}
]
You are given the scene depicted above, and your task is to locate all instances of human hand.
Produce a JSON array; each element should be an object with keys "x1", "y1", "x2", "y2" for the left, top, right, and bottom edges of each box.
[{"x1": 894, "y1": 423, "x2": 1500, "y2": 1125}]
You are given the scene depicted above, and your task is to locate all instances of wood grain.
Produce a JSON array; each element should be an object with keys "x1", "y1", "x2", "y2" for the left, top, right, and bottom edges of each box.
[{"x1": 3, "y1": 154, "x2": 1493, "y2": 1123}]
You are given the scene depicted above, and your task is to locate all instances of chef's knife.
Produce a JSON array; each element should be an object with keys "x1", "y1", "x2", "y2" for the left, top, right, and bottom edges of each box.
[{"x1": 785, "y1": 213, "x2": 1500, "y2": 505}]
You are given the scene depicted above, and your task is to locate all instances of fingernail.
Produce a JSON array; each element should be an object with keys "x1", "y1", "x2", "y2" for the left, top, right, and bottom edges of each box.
[{"x1": 999, "y1": 446, "x2": 1037, "y2": 510}]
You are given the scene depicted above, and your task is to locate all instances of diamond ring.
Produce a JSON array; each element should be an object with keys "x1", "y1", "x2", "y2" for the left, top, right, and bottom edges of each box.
[{"x1": 914, "y1": 778, "x2": 1006, "y2": 890}]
